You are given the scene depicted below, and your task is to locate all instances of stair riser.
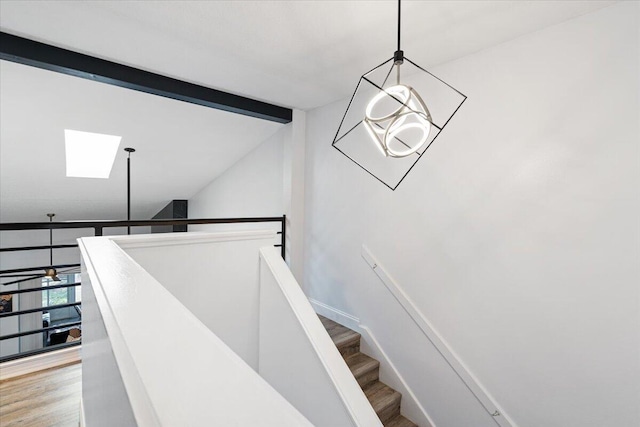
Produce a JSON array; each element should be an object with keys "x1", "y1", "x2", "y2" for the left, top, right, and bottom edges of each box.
[
  {"x1": 355, "y1": 367, "x2": 379, "y2": 389},
  {"x1": 319, "y1": 314, "x2": 416, "y2": 426},
  {"x1": 337, "y1": 338, "x2": 360, "y2": 357},
  {"x1": 378, "y1": 399, "x2": 401, "y2": 425}
]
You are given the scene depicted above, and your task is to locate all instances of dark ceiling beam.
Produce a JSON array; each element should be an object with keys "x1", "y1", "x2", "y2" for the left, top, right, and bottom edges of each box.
[{"x1": 0, "y1": 32, "x2": 292, "y2": 123}]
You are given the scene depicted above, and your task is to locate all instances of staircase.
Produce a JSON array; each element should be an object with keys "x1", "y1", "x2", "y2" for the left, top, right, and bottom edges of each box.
[{"x1": 319, "y1": 315, "x2": 418, "y2": 427}]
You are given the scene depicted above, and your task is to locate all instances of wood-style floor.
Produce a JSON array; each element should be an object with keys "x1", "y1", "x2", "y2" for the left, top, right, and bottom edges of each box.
[{"x1": 0, "y1": 362, "x2": 81, "y2": 427}]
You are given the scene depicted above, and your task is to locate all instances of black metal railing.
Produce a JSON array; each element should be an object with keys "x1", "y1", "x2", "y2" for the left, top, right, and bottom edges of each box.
[{"x1": 0, "y1": 216, "x2": 286, "y2": 362}]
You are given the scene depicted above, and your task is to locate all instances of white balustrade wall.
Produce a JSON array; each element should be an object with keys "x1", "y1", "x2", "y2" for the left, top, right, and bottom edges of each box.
[
  {"x1": 258, "y1": 246, "x2": 382, "y2": 427},
  {"x1": 79, "y1": 232, "x2": 312, "y2": 427},
  {"x1": 79, "y1": 231, "x2": 377, "y2": 426}
]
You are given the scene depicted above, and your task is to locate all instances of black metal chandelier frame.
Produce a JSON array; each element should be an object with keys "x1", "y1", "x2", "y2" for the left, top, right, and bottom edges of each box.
[{"x1": 332, "y1": 0, "x2": 467, "y2": 191}]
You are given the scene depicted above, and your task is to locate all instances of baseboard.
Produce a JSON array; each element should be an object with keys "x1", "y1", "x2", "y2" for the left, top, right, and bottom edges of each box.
[
  {"x1": 360, "y1": 326, "x2": 436, "y2": 427},
  {"x1": 308, "y1": 297, "x2": 361, "y2": 332},
  {"x1": 0, "y1": 346, "x2": 81, "y2": 381},
  {"x1": 80, "y1": 397, "x2": 86, "y2": 427}
]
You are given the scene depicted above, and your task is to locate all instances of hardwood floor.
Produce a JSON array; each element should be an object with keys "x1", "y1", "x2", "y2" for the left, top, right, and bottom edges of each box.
[{"x1": 0, "y1": 362, "x2": 81, "y2": 427}]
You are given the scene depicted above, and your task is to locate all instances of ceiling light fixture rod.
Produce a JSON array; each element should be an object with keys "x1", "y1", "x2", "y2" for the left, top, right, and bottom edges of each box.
[
  {"x1": 395, "y1": 0, "x2": 404, "y2": 84},
  {"x1": 397, "y1": 0, "x2": 401, "y2": 53},
  {"x1": 47, "y1": 213, "x2": 54, "y2": 266},
  {"x1": 124, "y1": 148, "x2": 135, "y2": 235},
  {"x1": 44, "y1": 213, "x2": 60, "y2": 281}
]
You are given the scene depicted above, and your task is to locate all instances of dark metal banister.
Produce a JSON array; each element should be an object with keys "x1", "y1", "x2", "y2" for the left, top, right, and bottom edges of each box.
[
  {"x1": 0, "y1": 215, "x2": 287, "y2": 261},
  {"x1": 0, "y1": 321, "x2": 82, "y2": 341},
  {"x1": 1, "y1": 263, "x2": 80, "y2": 275},
  {"x1": 0, "y1": 281, "x2": 80, "y2": 297},
  {"x1": 0, "y1": 243, "x2": 79, "y2": 253},
  {"x1": 0, "y1": 216, "x2": 285, "y2": 230},
  {"x1": 0, "y1": 301, "x2": 81, "y2": 318},
  {"x1": 0, "y1": 215, "x2": 287, "y2": 363}
]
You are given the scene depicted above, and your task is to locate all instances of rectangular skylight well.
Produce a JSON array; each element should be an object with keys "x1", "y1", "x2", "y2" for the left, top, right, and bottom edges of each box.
[{"x1": 65, "y1": 129, "x2": 122, "y2": 178}]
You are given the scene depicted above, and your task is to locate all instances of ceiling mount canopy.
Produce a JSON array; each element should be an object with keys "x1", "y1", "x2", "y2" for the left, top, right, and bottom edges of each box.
[{"x1": 332, "y1": 0, "x2": 467, "y2": 190}]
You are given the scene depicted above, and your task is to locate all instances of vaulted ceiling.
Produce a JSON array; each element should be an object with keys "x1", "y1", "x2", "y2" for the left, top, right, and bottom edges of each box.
[{"x1": 0, "y1": 0, "x2": 616, "y2": 222}]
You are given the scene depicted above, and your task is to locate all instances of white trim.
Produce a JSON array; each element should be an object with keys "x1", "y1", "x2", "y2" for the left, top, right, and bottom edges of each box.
[
  {"x1": 112, "y1": 229, "x2": 276, "y2": 249},
  {"x1": 79, "y1": 237, "x2": 162, "y2": 427},
  {"x1": 260, "y1": 247, "x2": 383, "y2": 427},
  {"x1": 80, "y1": 398, "x2": 86, "y2": 427},
  {"x1": 0, "y1": 346, "x2": 81, "y2": 381},
  {"x1": 361, "y1": 244, "x2": 516, "y2": 427},
  {"x1": 308, "y1": 297, "x2": 361, "y2": 332},
  {"x1": 359, "y1": 325, "x2": 436, "y2": 427}
]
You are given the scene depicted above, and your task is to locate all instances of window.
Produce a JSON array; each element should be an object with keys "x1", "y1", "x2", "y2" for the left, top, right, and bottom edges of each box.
[{"x1": 42, "y1": 274, "x2": 81, "y2": 325}]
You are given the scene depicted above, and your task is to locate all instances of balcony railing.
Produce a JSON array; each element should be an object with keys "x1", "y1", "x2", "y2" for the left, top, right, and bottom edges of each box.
[{"x1": 0, "y1": 216, "x2": 286, "y2": 362}]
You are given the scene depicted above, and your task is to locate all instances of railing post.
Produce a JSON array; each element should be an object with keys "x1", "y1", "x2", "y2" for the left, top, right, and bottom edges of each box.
[
  {"x1": 95, "y1": 227, "x2": 103, "y2": 237},
  {"x1": 281, "y1": 214, "x2": 286, "y2": 260}
]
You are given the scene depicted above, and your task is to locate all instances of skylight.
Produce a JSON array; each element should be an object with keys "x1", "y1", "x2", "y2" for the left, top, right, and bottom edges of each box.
[{"x1": 65, "y1": 129, "x2": 121, "y2": 178}]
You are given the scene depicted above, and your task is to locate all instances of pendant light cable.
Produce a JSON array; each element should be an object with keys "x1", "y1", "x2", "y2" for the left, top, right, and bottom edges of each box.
[
  {"x1": 395, "y1": 0, "x2": 403, "y2": 82},
  {"x1": 397, "y1": 0, "x2": 401, "y2": 52},
  {"x1": 45, "y1": 213, "x2": 60, "y2": 281},
  {"x1": 47, "y1": 213, "x2": 54, "y2": 266},
  {"x1": 124, "y1": 147, "x2": 136, "y2": 235}
]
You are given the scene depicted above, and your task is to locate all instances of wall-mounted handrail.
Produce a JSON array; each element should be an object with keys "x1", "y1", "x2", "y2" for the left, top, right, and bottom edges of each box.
[{"x1": 361, "y1": 245, "x2": 515, "y2": 427}]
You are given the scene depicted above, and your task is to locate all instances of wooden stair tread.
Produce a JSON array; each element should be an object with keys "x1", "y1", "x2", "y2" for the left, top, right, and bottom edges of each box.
[
  {"x1": 317, "y1": 313, "x2": 418, "y2": 426},
  {"x1": 318, "y1": 315, "x2": 361, "y2": 355},
  {"x1": 363, "y1": 381, "x2": 402, "y2": 424},
  {"x1": 385, "y1": 414, "x2": 419, "y2": 427},
  {"x1": 344, "y1": 352, "x2": 380, "y2": 387}
]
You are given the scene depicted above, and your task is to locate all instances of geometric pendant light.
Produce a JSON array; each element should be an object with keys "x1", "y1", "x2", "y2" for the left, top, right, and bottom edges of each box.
[{"x1": 332, "y1": 0, "x2": 467, "y2": 190}]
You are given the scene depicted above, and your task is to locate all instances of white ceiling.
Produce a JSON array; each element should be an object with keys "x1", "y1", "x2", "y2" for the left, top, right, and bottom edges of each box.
[
  {"x1": 0, "y1": 1, "x2": 617, "y2": 222},
  {"x1": 0, "y1": 60, "x2": 283, "y2": 222},
  {"x1": 0, "y1": 0, "x2": 616, "y2": 110}
]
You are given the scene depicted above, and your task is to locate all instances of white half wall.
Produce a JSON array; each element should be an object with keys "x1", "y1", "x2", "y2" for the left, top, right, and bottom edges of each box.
[
  {"x1": 258, "y1": 246, "x2": 382, "y2": 427},
  {"x1": 79, "y1": 233, "x2": 313, "y2": 427},
  {"x1": 116, "y1": 230, "x2": 276, "y2": 369},
  {"x1": 303, "y1": 3, "x2": 639, "y2": 427}
]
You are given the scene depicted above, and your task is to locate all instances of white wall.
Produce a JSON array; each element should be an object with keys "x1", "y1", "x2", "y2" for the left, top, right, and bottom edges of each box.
[
  {"x1": 283, "y1": 109, "x2": 307, "y2": 283},
  {"x1": 188, "y1": 112, "x2": 308, "y2": 284},
  {"x1": 303, "y1": 3, "x2": 639, "y2": 427},
  {"x1": 189, "y1": 127, "x2": 285, "y2": 221},
  {"x1": 119, "y1": 230, "x2": 276, "y2": 369}
]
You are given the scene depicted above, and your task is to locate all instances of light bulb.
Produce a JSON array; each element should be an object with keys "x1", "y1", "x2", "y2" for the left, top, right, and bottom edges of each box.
[{"x1": 364, "y1": 84, "x2": 432, "y2": 158}]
